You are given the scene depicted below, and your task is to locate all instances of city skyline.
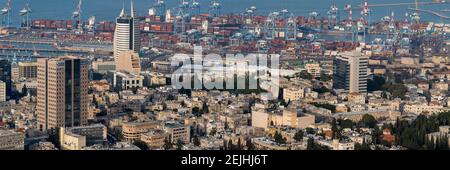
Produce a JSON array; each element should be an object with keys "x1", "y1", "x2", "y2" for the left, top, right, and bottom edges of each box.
[{"x1": 0, "y1": 0, "x2": 449, "y2": 155}]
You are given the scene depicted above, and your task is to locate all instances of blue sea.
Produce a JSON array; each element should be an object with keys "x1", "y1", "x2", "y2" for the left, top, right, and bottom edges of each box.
[{"x1": 0, "y1": 0, "x2": 449, "y2": 26}]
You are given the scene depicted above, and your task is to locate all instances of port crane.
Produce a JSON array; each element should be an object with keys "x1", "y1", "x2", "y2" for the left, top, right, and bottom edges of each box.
[
  {"x1": 153, "y1": 0, "x2": 166, "y2": 17},
  {"x1": 209, "y1": 0, "x2": 221, "y2": 17},
  {"x1": 263, "y1": 12, "x2": 278, "y2": 40},
  {"x1": 0, "y1": 0, "x2": 11, "y2": 27},
  {"x1": 72, "y1": 0, "x2": 83, "y2": 33},
  {"x1": 242, "y1": 6, "x2": 257, "y2": 22},
  {"x1": 285, "y1": 13, "x2": 297, "y2": 41},
  {"x1": 173, "y1": 0, "x2": 191, "y2": 34},
  {"x1": 327, "y1": 1, "x2": 340, "y2": 29},
  {"x1": 190, "y1": 0, "x2": 200, "y2": 16},
  {"x1": 19, "y1": 3, "x2": 32, "y2": 28}
]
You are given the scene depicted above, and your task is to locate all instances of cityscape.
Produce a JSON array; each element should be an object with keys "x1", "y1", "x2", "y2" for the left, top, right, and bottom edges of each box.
[{"x1": 0, "y1": 0, "x2": 450, "y2": 151}]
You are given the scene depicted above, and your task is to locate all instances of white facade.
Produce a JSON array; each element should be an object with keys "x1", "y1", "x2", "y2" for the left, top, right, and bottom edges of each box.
[{"x1": 113, "y1": 2, "x2": 140, "y2": 69}]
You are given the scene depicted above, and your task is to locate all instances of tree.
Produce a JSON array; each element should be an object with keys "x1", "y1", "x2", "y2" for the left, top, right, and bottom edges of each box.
[
  {"x1": 383, "y1": 83, "x2": 407, "y2": 99},
  {"x1": 340, "y1": 119, "x2": 353, "y2": 129},
  {"x1": 306, "y1": 138, "x2": 328, "y2": 150},
  {"x1": 133, "y1": 140, "x2": 149, "y2": 150},
  {"x1": 209, "y1": 128, "x2": 217, "y2": 136},
  {"x1": 237, "y1": 138, "x2": 242, "y2": 150},
  {"x1": 163, "y1": 137, "x2": 173, "y2": 150},
  {"x1": 193, "y1": 136, "x2": 201, "y2": 146},
  {"x1": 294, "y1": 130, "x2": 304, "y2": 142},
  {"x1": 192, "y1": 107, "x2": 201, "y2": 117},
  {"x1": 311, "y1": 103, "x2": 336, "y2": 113},
  {"x1": 319, "y1": 73, "x2": 332, "y2": 82},
  {"x1": 202, "y1": 102, "x2": 209, "y2": 114},
  {"x1": 355, "y1": 140, "x2": 371, "y2": 150},
  {"x1": 331, "y1": 118, "x2": 339, "y2": 139},
  {"x1": 246, "y1": 139, "x2": 255, "y2": 150},
  {"x1": 368, "y1": 76, "x2": 385, "y2": 92},
  {"x1": 306, "y1": 138, "x2": 315, "y2": 150},
  {"x1": 176, "y1": 140, "x2": 184, "y2": 150},
  {"x1": 305, "y1": 127, "x2": 315, "y2": 135},
  {"x1": 228, "y1": 139, "x2": 234, "y2": 150},
  {"x1": 21, "y1": 84, "x2": 28, "y2": 97},
  {"x1": 313, "y1": 86, "x2": 331, "y2": 94},
  {"x1": 360, "y1": 114, "x2": 377, "y2": 128},
  {"x1": 298, "y1": 70, "x2": 313, "y2": 80}
]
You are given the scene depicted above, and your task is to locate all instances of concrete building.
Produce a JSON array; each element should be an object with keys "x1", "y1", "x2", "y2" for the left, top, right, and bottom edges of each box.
[
  {"x1": 283, "y1": 86, "x2": 305, "y2": 102},
  {"x1": 305, "y1": 63, "x2": 321, "y2": 78},
  {"x1": 252, "y1": 108, "x2": 315, "y2": 130},
  {"x1": 348, "y1": 92, "x2": 366, "y2": 104},
  {"x1": 60, "y1": 124, "x2": 107, "y2": 147},
  {"x1": 116, "y1": 50, "x2": 141, "y2": 75},
  {"x1": 122, "y1": 121, "x2": 160, "y2": 142},
  {"x1": 140, "y1": 129, "x2": 169, "y2": 149},
  {"x1": 403, "y1": 102, "x2": 449, "y2": 115},
  {"x1": 18, "y1": 61, "x2": 38, "y2": 79},
  {"x1": 0, "y1": 80, "x2": 5, "y2": 102},
  {"x1": 0, "y1": 130, "x2": 24, "y2": 150},
  {"x1": 111, "y1": 71, "x2": 144, "y2": 90},
  {"x1": 59, "y1": 130, "x2": 86, "y2": 150},
  {"x1": 333, "y1": 48, "x2": 368, "y2": 93},
  {"x1": 37, "y1": 56, "x2": 89, "y2": 131},
  {"x1": 163, "y1": 122, "x2": 190, "y2": 144},
  {"x1": 92, "y1": 60, "x2": 116, "y2": 73},
  {"x1": 114, "y1": 2, "x2": 140, "y2": 70}
]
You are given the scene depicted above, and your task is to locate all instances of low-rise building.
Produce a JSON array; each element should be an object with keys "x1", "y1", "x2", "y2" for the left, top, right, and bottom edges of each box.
[
  {"x1": 140, "y1": 129, "x2": 169, "y2": 149},
  {"x1": 122, "y1": 121, "x2": 160, "y2": 142},
  {"x1": 0, "y1": 130, "x2": 24, "y2": 150},
  {"x1": 59, "y1": 124, "x2": 107, "y2": 150},
  {"x1": 163, "y1": 122, "x2": 190, "y2": 144}
]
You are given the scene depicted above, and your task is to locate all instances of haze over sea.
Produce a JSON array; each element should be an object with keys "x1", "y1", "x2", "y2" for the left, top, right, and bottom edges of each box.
[{"x1": 1, "y1": 0, "x2": 449, "y2": 26}]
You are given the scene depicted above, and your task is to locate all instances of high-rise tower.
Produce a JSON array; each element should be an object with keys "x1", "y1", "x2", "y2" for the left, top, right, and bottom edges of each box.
[
  {"x1": 114, "y1": 1, "x2": 141, "y2": 72},
  {"x1": 333, "y1": 48, "x2": 368, "y2": 93},
  {"x1": 37, "y1": 56, "x2": 89, "y2": 131}
]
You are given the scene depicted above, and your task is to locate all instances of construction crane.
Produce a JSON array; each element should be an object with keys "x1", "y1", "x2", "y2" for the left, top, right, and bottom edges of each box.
[
  {"x1": 191, "y1": 0, "x2": 200, "y2": 16},
  {"x1": 20, "y1": 3, "x2": 32, "y2": 28},
  {"x1": 209, "y1": 0, "x2": 221, "y2": 17},
  {"x1": 72, "y1": 0, "x2": 83, "y2": 32},
  {"x1": 0, "y1": 0, "x2": 12, "y2": 27}
]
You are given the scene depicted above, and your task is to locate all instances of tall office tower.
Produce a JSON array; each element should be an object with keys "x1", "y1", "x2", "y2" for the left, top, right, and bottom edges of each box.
[
  {"x1": 0, "y1": 60, "x2": 11, "y2": 100},
  {"x1": 37, "y1": 56, "x2": 89, "y2": 131},
  {"x1": 333, "y1": 48, "x2": 368, "y2": 93},
  {"x1": 113, "y1": 1, "x2": 140, "y2": 72}
]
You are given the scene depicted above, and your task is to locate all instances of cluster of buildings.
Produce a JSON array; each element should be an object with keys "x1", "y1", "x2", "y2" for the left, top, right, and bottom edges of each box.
[{"x1": 0, "y1": 2, "x2": 450, "y2": 151}]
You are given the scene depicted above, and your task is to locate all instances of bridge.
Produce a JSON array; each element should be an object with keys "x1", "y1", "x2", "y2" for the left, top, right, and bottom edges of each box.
[
  {"x1": 407, "y1": 7, "x2": 450, "y2": 19},
  {"x1": 368, "y1": 1, "x2": 450, "y2": 8}
]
